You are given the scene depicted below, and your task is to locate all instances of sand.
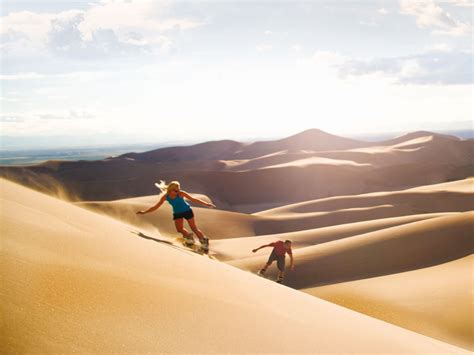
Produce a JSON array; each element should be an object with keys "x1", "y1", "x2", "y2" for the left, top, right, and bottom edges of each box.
[
  {"x1": 305, "y1": 255, "x2": 474, "y2": 350},
  {"x1": 1, "y1": 178, "x2": 469, "y2": 353},
  {"x1": 2, "y1": 129, "x2": 473, "y2": 353}
]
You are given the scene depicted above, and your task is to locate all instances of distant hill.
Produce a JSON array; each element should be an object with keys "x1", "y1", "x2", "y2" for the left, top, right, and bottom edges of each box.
[
  {"x1": 1, "y1": 129, "x2": 472, "y2": 210},
  {"x1": 117, "y1": 129, "x2": 369, "y2": 163}
]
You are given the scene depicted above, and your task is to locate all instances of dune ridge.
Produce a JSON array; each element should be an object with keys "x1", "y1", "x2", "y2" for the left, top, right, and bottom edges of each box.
[
  {"x1": 1, "y1": 129, "x2": 472, "y2": 210},
  {"x1": 229, "y1": 212, "x2": 473, "y2": 286},
  {"x1": 305, "y1": 255, "x2": 474, "y2": 350},
  {"x1": 3, "y1": 178, "x2": 469, "y2": 353}
]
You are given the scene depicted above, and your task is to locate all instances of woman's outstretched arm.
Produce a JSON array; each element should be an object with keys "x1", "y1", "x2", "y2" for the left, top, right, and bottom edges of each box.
[
  {"x1": 136, "y1": 194, "x2": 166, "y2": 215},
  {"x1": 180, "y1": 191, "x2": 216, "y2": 208}
]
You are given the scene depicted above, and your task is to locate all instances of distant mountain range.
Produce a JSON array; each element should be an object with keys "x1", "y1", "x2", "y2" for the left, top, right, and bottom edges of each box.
[{"x1": 1, "y1": 129, "x2": 472, "y2": 212}]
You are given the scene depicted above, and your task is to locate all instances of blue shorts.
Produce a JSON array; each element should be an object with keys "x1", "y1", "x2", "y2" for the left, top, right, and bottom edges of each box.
[{"x1": 173, "y1": 209, "x2": 194, "y2": 220}]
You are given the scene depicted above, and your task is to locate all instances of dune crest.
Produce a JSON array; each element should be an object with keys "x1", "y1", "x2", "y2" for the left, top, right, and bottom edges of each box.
[{"x1": 1, "y1": 129, "x2": 471, "y2": 209}]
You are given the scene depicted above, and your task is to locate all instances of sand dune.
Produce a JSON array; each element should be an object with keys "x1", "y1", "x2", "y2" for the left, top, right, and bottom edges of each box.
[
  {"x1": 1, "y1": 129, "x2": 472, "y2": 353},
  {"x1": 305, "y1": 255, "x2": 474, "y2": 350},
  {"x1": 226, "y1": 128, "x2": 369, "y2": 159},
  {"x1": 76, "y1": 178, "x2": 473, "y2": 242},
  {"x1": 220, "y1": 151, "x2": 371, "y2": 172},
  {"x1": 78, "y1": 194, "x2": 260, "y2": 239},
  {"x1": 229, "y1": 212, "x2": 474, "y2": 289},
  {"x1": 257, "y1": 178, "x2": 474, "y2": 216},
  {"x1": 1, "y1": 130, "x2": 472, "y2": 209},
  {"x1": 3, "y1": 178, "x2": 467, "y2": 353},
  {"x1": 406, "y1": 177, "x2": 474, "y2": 193},
  {"x1": 222, "y1": 133, "x2": 472, "y2": 173},
  {"x1": 379, "y1": 130, "x2": 461, "y2": 146},
  {"x1": 212, "y1": 212, "x2": 457, "y2": 260},
  {"x1": 251, "y1": 180, "x2": 473, "y2": 234}
]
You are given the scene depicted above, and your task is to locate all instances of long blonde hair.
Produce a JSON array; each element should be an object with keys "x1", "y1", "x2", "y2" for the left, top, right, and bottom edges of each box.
[{"x1": 156, "y1": 180, "x2": 181, "y2": 195}]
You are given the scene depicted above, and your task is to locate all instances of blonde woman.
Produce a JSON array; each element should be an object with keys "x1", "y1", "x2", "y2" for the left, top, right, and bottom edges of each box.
[{"x1": 136, "y1": 180, "x2": 215, "y2": 251}]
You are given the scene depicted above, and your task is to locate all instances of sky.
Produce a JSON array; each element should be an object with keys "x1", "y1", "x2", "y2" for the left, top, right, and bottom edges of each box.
[{"x1": 0, "y1": 0, "x2": 472, "y2": 148}]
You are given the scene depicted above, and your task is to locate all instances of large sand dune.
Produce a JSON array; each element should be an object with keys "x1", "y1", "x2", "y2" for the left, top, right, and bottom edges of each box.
[
  {"x1": 78, "y1": 178, "x2": 473, "y2": 240},
  {"x1": 3, "y1": 178, "x2": 468, "y2": 353},
  {"x1": 78, "y1": 195, "x2": 260, "y2": 239},
  {"x1": 229, "y1": 212, "x2": 473, "y2": 288},
  {"x1": 1, "y1": 130, "x2": 472, "y2": 210},
  {"x1": 305, "y1": 255, "x2": 473, "y2": 350},
  {"x1": 211, "y1": 212, "x2": 457, "y2": 261},
  {"x1": 258, "y1": 178, "x2": 474, "y2": 216},
  {"x1": 1, "y1": 129, "x2": 473, "y2": 353}
]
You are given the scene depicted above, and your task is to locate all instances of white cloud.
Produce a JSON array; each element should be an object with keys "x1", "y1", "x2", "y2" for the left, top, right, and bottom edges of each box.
[
  {"x1": 399, "y1": 58, "x2": 424, "y2": 78},
  {"x1": 442, "y1": 0, "x2": 474, "y2": 7},
  {"x1": 400, "y1": 0, "x2": 472, "y2": 36},
  {"x1": 425, "y1": 42, "x2": 452, "y2": 52},
  {"x1": 0, "y1": 10, "x2": 53, "y2": 44},
  {"x1": 38, "y1": 109, "x2": 94, "y2": 120},
  {"x1": 359, "y1": 20, "x2": 378, "y2": 27},
  {"x1": 291, "y1": 44, "x2": 303, "y2": 52},
  {"x1": 378, "y1": 8, "x2": 389, "y2": 15},
  {"x1": 80, "y1": 2, "x2": 203, "y2": 43},
  {"x1": 0, "y1": 1, "x2": 203, "y2": 60},
  {"x1": 0, "y1": 72, "x2": 48, "y2": 80},
  {"x1": 0, "y1": 70, "x2": 108, "y2": 81},
  {"x1": 256, "y1": 44, "x2": 272, "y2": 52},
  {"x1": 0, "y1": 114, "x2": 26, "y2": 123},
  {"x1": 341, "y1": 49, "x2": 473, "y2": 85},
  {"x1": 0, "y1": 96, "x2": 22, "y2": 102},
  {"x1": 312, "y1": 51, "x2": 346, "y2": 67}
]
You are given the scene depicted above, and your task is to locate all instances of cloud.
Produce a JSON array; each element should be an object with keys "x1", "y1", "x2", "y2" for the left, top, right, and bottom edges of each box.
[
  {"x1": 0, "y1": 72, "x2": 48, "y2": 80},
  {"x1": 0, "y1": 96, "x2": 22, "y2": 102},
  {"x1": 291, "y1": 44, "x2": 303, "y2": 52},
  {"x1": 425, "y1": 42, "x2": 452, "y2": 52},
  {"x1": 359, "y1": 20, "x2": 378, "y2": 27},
  {"x1": 79, "y1": 0, "x2": 202, "y2": 38},
  {"x1": 37, "y1": 110, "x2": 95, "y2": 120},
  {"x1": 312, "y1": 51, "x2": 346, "y2": 66},
  {"x1": 256, "y1": 44, "x2": 272, "y2": 52},
  {"x1": 0, "y1": 115, "x2": 26, "y2": 123},
  {"x1": 0, "y1": 1, "x2": 204, "y2": 60},
  {"x1": 399, "y1": 0, "x2": 472, "y2": 36},
  {"x1": 341, "y1": 49, "x2": 473, "y2": 85},
  {"x1": 0, "y1": 70, "x2": 107, "y2": 81},
  {"x1": 443, "y1": 0, "x2": 473, "y2": 7},
  {"x1": 378, "y1": 8, "x2": 389, "y2": 15},
  {"x1": 47, "y1": 12, "x2": 152, "y2": 59}
]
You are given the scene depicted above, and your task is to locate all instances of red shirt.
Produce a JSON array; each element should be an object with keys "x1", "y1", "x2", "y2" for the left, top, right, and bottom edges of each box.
[{"x1": 270, "y1": 241, "x2": 292, "y2": 256}]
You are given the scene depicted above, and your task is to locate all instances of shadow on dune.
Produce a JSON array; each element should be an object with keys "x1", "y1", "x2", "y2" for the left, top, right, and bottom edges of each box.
[
  {"x1": 130, "y1": 230, "x2": 219, "y2": 259},
  {"x1": 230, "y1": 212, "x2": 474, "y2": 290},
  {"x1": 130, "y1": 230, "x2": 174, "y2": 245}
]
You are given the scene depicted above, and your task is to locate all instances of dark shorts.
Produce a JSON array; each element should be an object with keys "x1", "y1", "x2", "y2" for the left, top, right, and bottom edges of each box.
[
  {"x1": 267, "y1": 250, "x2": 286, "y2": 271},
  {"x1": 173, "y1": 209, "x2": 194, "y2": 220}
]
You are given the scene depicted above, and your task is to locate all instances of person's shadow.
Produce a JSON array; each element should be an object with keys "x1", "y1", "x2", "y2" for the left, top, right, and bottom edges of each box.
[
  {"x1": 130, "y1": 230, "x2": 174, "y2": 245},
  {"x1": 130, "y1": 229, "x2": 217, "y2": 259}
]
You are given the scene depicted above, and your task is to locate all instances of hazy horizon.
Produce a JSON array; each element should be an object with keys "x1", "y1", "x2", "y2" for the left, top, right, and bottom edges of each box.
[
  {"x1": 1, "y1": 126, "x2": 472, "y2": 166},
  {"x1": 1, "y1": 123, "x2": 473, "y2": 151}
]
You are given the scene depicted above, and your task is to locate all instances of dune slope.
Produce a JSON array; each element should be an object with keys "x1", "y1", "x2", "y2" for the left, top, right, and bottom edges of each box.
[
  {"x1": 3, "y1": 179, "x2": 467, "y2": 353},
  {"x1": 305, "y1": 255, "x2": 474, "y2": 350},
  {"x1": 230, "y1": 212, "x2": 474, "y2": 289}
]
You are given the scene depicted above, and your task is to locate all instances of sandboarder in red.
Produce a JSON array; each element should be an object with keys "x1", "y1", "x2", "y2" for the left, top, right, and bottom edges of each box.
[{"x1": 252, "y1": 240, "x2": 294, "y2": 283}]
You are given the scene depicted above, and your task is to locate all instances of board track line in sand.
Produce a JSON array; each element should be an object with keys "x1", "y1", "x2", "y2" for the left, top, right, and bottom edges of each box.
[{"x1": 130, "y1": 230, "x2": 218, "y2": 260}]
